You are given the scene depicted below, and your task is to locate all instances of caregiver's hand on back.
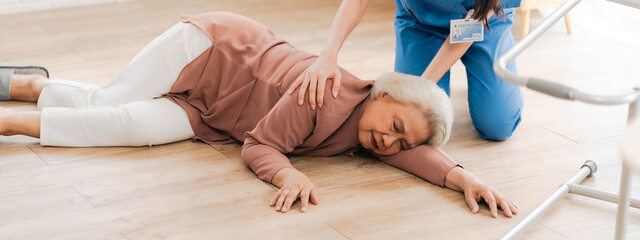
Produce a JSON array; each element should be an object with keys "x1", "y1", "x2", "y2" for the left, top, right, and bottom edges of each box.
[
  {"x1": 288, "y1": 0, "x2": 372, "y2": 110},
  {"x1": 288, "y1": 55, "x2": 342, "y2": 110}
]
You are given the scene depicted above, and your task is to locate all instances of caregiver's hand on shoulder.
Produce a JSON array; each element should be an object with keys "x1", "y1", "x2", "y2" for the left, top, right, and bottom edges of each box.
[
  {"x1": 270, "y1": 167, "x2": 320, "y2": 213},
  {"x1": 445, "y1": 167, "x2": 519, "y2": 218},
  {"x1": 288, "y1": 55, "x2": 342, "y2": 110}
]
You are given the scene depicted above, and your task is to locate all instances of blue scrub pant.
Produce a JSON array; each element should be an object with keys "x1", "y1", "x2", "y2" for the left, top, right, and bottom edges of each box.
[{"x1": 394, "y1": 8, "x2": 523, "y2": 141}]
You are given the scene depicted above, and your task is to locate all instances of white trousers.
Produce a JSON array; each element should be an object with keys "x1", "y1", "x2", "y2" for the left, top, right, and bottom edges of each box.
[{"x1": 38, "y1": 22, "x2": 213, "y2": 147}]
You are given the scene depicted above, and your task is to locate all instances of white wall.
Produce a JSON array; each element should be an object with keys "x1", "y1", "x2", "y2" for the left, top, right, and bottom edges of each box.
[
  {"x1": 539, "y1": 0, "x2": 640, "y2": 51},
  {"x1": 0, "y1": 0, "x2": 131, "y2": 15}
]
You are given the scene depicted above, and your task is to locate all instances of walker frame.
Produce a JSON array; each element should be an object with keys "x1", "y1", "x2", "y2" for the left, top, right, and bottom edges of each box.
[{"x1": 493, "y1": 0, "x2": 640, "y2": 239}]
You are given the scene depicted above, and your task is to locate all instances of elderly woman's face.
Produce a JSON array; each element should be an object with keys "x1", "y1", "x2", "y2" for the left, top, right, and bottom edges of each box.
[{"x1": 358, "y1": 93, "x2": 429, "y2": 156}]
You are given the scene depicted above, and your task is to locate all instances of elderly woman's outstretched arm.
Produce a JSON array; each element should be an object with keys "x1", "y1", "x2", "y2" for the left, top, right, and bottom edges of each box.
[
  {"x1": 241, "y1": 89, "x2": 322, "y2": 213},
  {"x1": 376, "y1": 146, "x2": 518, "y2": 218},
  {"x1": 242, "y1": 136, "x2": 320, "y2": 213}
]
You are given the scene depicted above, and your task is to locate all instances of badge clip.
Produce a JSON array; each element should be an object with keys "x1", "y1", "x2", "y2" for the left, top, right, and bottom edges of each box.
[
  {"x1": 465, "y1": 9, "x2": 475, "y2": 21},
  {"x1": 450, "y1": 9, "x2": 484, "y2": 43}
]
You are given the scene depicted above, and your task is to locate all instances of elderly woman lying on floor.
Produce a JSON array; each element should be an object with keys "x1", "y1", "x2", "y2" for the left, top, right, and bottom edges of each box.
[{"x1": 0, "y1": 12, "x2": 517, "y2": 217}]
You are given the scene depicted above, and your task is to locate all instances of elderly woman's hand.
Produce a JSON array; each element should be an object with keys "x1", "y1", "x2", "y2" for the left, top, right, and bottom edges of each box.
[
  {"x1": 445, "y1": 167, "x2": 518, "y2": 218},
  {"x1": 462, "y1": 178, "x2": 519, "y2": 218},
  {"x1": 270, "y1": 167, "x2": 320, "y2": 213}
]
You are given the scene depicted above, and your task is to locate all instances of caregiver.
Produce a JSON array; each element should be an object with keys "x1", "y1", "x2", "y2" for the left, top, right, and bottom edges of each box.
[{"x1": 290, "y1": 0, "x2": 523, "y2": 140}]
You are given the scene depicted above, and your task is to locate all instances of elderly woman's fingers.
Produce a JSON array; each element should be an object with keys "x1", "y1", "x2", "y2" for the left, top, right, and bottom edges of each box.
[
  {"x1": 464, "y1": 190, "x2": 479, "y2": 213},
  {"x1": 308, "y1": 74, "x2": 318, "y2": 110},
  {"x1": 275, "y1": 188, "x2": 290, "y2": 211},
  {"x1": 491, "y1": 190, "x2": 517, "y2": 217},
  {"x1": 482, "y1": 189, "x2": 498, "y2": 218},
  {"x1": 270, "y1": 189, "x2": 282, "y2": 206},
  {"x1": 316, "y1": 75, "x2": 327, "y2": 109},
  {"x1": 298, "y1": 72, "x2": 311, "y2": 106},
  {"x1": 499, "y1": 198, "x2": 513, "y2": 218},
  {"x1": 494, "y1": 192, "x2": 514, "y2": 218},
  {"x1": 332, "y1": 71, "x2": 342, "y2": 98},
  {"x1": 310, "y1": 188, "x2": 320, "y2": 205},
  {"x1": 299, "y1": 188, "x2": 311, "y2": 212},
  {"x1": 281, "y1": 187, "x2": 301, "y2": 212},
  {"x1": 508, "y1": 201, "x2": 518, "y2": 215},
  {"x1": 288, "y1": 71, "x2": 306, "y2": 95},
  {"x1": 505, "y1": 199, "x2": 518, "y2": 214}
]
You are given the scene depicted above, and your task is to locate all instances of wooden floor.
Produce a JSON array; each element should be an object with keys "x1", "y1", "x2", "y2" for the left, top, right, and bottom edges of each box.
[{"x1": 1, "y1": 0, "x2": 639, "y2": 239}]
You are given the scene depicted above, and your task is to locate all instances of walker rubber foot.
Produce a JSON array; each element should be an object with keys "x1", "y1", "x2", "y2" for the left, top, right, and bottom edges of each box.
[{"x1": 582, "y1": 160, "x2": 597, "y2": 177}]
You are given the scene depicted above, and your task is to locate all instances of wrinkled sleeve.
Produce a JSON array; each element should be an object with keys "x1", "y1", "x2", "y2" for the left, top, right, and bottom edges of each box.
[
  {"x1": 375, "y1": 145, "x2": 461, "y2": 187},
  {"x1": 241, "y1": 94, "x2": 316, "y2": 183}
]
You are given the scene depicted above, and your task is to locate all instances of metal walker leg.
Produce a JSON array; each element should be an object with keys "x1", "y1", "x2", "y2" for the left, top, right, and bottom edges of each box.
[
  {"x1": 502, "y1": 159, "x2": 640, "y2": 240},
  {"x1": 615, "y1": 162, "x2": 633, "y2": 239},
  {"x1": 615, "y1": 99, "x2": 640, "y2": 239},
  {"x1": 501, "y1": 161, "x2": 593, "y2": 240}
]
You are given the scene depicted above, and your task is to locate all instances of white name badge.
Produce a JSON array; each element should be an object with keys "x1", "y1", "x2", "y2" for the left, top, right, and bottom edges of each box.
[{"x1": 450, "y1": 9, "x2": 484, "y2": 43}]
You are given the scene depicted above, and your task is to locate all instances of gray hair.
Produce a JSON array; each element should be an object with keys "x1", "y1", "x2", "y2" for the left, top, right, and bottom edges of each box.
[{"x1": 370, "y1": 72, "x2": 453, "y2": 147}]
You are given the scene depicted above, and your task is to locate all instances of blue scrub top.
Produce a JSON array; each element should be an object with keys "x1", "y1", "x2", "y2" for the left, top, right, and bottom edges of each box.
[{"x1": 397, "y1": 0, "x2": 522, "y2": 28}]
